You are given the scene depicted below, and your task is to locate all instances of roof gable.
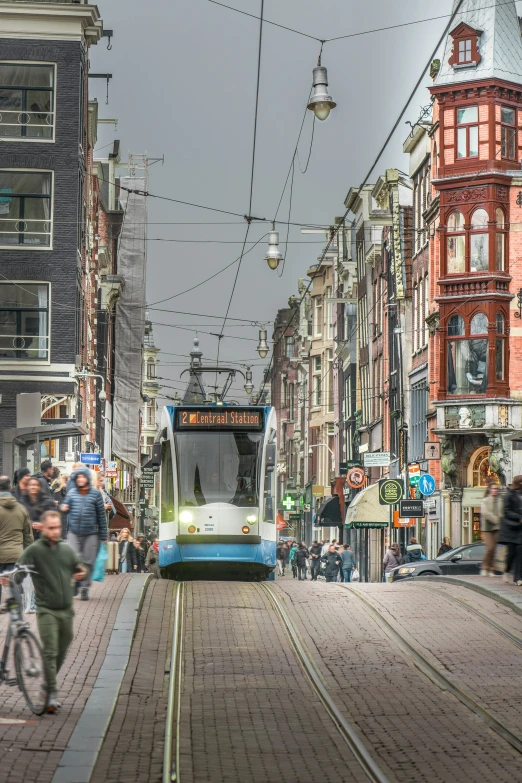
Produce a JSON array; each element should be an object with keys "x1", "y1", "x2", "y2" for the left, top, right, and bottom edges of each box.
[{"x1": 450, "y1": 22, "x2": 483, "y2": 38}]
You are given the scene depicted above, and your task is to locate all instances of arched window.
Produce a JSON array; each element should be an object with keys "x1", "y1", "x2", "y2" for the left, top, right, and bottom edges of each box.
[
  {"x1": 448, "y1": 315, "x2": 464, "y2": 336},
  {"x1": 447, "y1": 212, "x2": 465, "y2": 273},
  {"x1": 470, "y1": 209, "x2": 488, "y2": 272},
  {"x1": 470, "y1": 312, "x2": 487, "y2": 334},
  {"x1": 496, "y1": 208, "x2": 505, "y2": 228},
  {"x1": 496, "y1": 208, "x2": 506, "y2": 271},
  {"x1": 496, "y1": 313, "x2": 505, "y2": 333},
  {"x1": 472, "y1": 448, "x2": 499, "y2": 487}
]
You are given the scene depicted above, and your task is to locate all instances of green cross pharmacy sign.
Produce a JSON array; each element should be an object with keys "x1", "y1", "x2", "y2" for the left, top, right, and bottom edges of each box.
[{"x1": 282, "y1": 495, "x2": 296, "y2": 511}]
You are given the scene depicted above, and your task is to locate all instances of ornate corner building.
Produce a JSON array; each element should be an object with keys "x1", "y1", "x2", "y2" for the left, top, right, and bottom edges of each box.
[{"x1": 429, "y1": 0, "x2": 522, "y2": 545}]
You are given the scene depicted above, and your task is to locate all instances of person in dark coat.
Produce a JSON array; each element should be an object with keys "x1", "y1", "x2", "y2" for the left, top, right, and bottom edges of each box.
[
  {"x1": 18, "y1": 477, "x2": 56, "y2": 541},
  {"x1": 437, "y1": 537, "x2": 452, "y2": 557},
  {"x1": 293, "y1": 543, "x2": 309, "y2": 581},
  {"x1": 402, "y1": 538, "x2": 424, "y2": 563},
  {"x1": 309, "y1": 541, "x2": 322, "y2": 581},
  {"x1": 498, "y1": 475, "x2": 522, "y2": 585},
  {"x1": 276, "y1": 543, "x2": 288, "y2": 576},
  {"x1": 322, "y1": 545, "x2": 341, "y2": 583},
  {"x1": 13, "y1": 467, "x2": 31, "y2": 502},
  {"x1": 132, "y1": 537, "x2": 146, "y2": 573},
  {"x1": 33, "y1": 460, "x2": 54, "y2": 497}
]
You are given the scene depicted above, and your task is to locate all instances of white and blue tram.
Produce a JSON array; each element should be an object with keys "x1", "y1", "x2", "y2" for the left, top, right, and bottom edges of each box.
[{"x1": 157, "y1": 405, "x2": 277, "y2": 579}]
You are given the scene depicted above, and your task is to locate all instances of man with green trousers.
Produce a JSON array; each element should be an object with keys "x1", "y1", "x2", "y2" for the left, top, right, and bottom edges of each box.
[{"x1": 18, "y1": 510, "x2": 87, "y2": 714}]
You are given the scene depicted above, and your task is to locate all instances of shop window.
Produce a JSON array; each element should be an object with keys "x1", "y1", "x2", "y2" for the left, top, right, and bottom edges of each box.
[
  {"x1": 457, "y1": 106, "x2": 478, "y2": 158},
  {"x1": 447, "y1": 211, "x2": 465, "y2": 273},
  {"x1": 0, "y1": 63, "x2": 55, "y2": 140}
]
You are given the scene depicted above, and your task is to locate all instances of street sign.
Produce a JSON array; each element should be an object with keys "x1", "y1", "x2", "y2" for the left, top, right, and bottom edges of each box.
[
  {"x1": 289, "y1": 513, "x2": 300, "y2": 520},
  {"x1": 419, "y1": 474, "x2": 436, "y2": 496},
  {"x1": 80, "y1": 453, "x2": 101, "y2": 465},
  {"x1": 340, "y1": 460, "x2": 361, "y2": 475},
  {"x1": 407, "y1": 463, "x2": 421, "y2": 487},
  {"x1": 312, "y1": 485, "x2": 324, "y2": 497},
  {"x1": 424, "y1": 441, "x2": 441, "y2": 460},
  {"x1": 399, "y1": 499, "x2": 424, "y2": 518},
  {"x1": 363, "y1": 452, "x2": 391, "y2": 467},
  {"x1": 346, "y1": 466, "x2": 366, "y2": 489},
  {"x1": 282, "y1": 495, "x2": 296, "y2": 511},
  {"x1": 379, "y1": 479, "x2": 404, "y2": 505}
]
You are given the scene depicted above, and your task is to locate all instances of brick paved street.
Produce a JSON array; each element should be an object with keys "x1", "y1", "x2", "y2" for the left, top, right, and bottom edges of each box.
[{"x1": 0, "y1": 575, "x2": 133, "y2": 783}]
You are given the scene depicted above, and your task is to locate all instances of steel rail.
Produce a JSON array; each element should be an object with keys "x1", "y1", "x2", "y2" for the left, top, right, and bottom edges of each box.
[
  {"x1": 259, "y1": 583, "x2": 391, "y2": 783},
  {"x1": 408, "y1": 582, "x2": 522, "y2": 651},
  {"x1": 163, "y1": 582, "x2": 185, "y2": 783},
  {"x1": 343, "y1": 585, "x2": 522, "y2": 756}
]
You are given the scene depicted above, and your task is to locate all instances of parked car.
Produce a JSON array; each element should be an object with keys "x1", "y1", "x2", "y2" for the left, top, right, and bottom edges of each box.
[{"x1": 390, "y1": 542, "x2": 487, "y2": 582}]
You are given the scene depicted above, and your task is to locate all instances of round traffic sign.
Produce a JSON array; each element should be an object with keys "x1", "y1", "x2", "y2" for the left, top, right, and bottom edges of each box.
[{"x1": 419, "y1": 474, "x2": 436, "y2": 496}]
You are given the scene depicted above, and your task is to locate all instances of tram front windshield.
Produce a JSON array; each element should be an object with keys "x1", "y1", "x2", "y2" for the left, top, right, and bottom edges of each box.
[{"x1": 174, "y1": 431, "x2": 263, "y2": 508}]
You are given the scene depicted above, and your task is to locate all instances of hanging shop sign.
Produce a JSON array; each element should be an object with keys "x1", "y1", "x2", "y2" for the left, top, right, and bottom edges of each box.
[
  {"x1": 424, "y1": 441, "x2": 441, "y2": 460},
  {"x1": 363, "y1": 452, "x2": 391, "y2": 467},
  {"x1": 399, "y1": 499, "x2": 424, "y2": 518},
  {"x1": 378, "y1": 479, "x2": 404, "y2": 505},
  {"x1": 346, "y1": 467, "x2": 366, "y2": 489},
  {"x1": 407, "y1": 463, "x2": 421, "y2": 487},
  {"x1": 312, "y1": 485, "x2": 324, "y2": 497}
]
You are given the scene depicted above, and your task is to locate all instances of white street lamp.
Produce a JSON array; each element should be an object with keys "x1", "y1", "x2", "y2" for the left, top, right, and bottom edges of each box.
[
  {"x1": 265, "y1": 223, "x2": 283, "y2": 270},
  {"x1": 257, "y1": 327, "x2": 269, "y2": 359},
  {"x1": 307, "y1": 62, "x2": 336, "y2": 121},
  {"x1": 244, "y1": 367, "x2": 254, "y2": 395}
]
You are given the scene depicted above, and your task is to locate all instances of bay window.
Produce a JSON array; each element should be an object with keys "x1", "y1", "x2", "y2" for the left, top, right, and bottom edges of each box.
[
  {"x1": 470, "y1": 209, "x2": 488, "y2": 272},
  {"x1": 447, "y1": 211, "x2": 465, "y2": 273},
  {"x1": 496, "y1": 313, "x2": 505, "y2": 381},
  {"x1": 496, "y1": 208, "x2": 506, "y2": 271},
  {"x1": 0, "y1": 282, "x2": 49, "y2": 361},
  {"x1": 0, "y1": 63, "x2": 55, "y2": 140},
  {"x1": 457, "y1": 106, "x2": 478, "y2": 158},
  {"x1": 501, "y1": 107, "x2": 516, "y2": 159},
  {"x1": 0, "y1": 170, "x2": 52, "y2": 247},
  {"x1": 445, "y1": 206, "x2": 508, "y2": 275},
  {"x1": 446, "y1": 310, "x2": 507, "y2": 396}
]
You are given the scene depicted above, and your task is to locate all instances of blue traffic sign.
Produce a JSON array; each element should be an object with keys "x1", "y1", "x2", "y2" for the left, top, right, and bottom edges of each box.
[
  {"x1": 419, "y1": 473, "x2": 436, "y2": 496},
  {"x1": 80, "y1": 453, "x2": 101, "y2": 465}
]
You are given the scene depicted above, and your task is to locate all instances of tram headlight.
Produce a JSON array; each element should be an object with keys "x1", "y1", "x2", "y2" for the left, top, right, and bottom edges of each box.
[
  {"x1": 180, "y1": 510, "x2": 193, "y2": 524},
  {"x1": 242, "y1": 526, "x2": 250, "y2": 534},
  {"x1": 187, "y1": 525, "x2": 196, "y2": 534},
  {"x1": 246, "y1": 514, "x2": 257, "y2": 524}
]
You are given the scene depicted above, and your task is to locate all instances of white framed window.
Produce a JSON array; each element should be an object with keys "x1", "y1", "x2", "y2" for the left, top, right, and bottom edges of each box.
[
  {"x1": 0, "y1": 282, "x2": 50, "y2": 361},
  {"x1": 413, "y1": 283, "x2": 418, "y2": 353},
  {"x1": 312, "y1": 355, "x2": 322, "y2": 408},
  {"x1": 0, "y1": 62, "x2": 55, "y2": 141},
  {"x1": 327, "y1": 348, "x2": 334, "y2": 413},
  {"x1": 146, "y1": 358, "x2": 156, "y2": 379},
  {"x1": 0, "y1": 170, "x2": 53, "y2": 248},
  {"x1": 313, "y1": 296, "x2": 323, "y2": 337}
]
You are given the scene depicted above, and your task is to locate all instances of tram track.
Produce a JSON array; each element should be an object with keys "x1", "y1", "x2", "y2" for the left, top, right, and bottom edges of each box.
[
  {"x1": 407, "y1": 581, "x2": 522, "y2": 652},
  {"x1": 163, "y1": 582, "x2": 185, "y2": 783},
  {"x1": 259, "y1": 583, "x2": 391, "y2": 783},
  {"x1": 343, "y1": 585, "x2": 522, "y2": 757}
]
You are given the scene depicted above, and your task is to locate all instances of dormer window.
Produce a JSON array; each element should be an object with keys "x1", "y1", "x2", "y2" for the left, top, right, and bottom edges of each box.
[
  {"x1": 448, "y1": 23, "x2": 482, "y2": 69},
  {"x1": 459, "y1": 39, "x2": 472, "y2": 63}
]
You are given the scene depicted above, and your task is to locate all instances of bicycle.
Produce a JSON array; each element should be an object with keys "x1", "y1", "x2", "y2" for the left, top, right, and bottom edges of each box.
[{"x1": 0, "y1": 565, "x2": 47, "y2": 715}]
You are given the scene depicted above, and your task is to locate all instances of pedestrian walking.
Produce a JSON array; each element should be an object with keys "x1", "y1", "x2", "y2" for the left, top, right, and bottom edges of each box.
[
  {"x1": 19, "y1": 477, "x2": 56, "y2": 541},
  {"x1": 383, "y1": 543, "x2": 401, "y2": 582},
  {"x1": 309, "y1": 541, "x2": 322, "y2": 581},
  {"x1": 339, "y1": 544, "x2": 357, "y2": 583},
  {"x1": 0, "y1": 476, "x2": 33, "y2": 601},
  {"x1": 133, "y1": 537, "x2": 146, "y2": 573},
  {"x1": 145, "y1": 537, "x2": 161, "y2": 578},
  {"x1": 13, "y1": 467, "x2": 31, "y2": 502},
  {"x1": 276, "y1": 542, "x2": 288, "y2": 576},
  {"x1": 118, "y1": 528, "x2": 138, "y2": 573},
  {"x1": 321, "y1": 540, "x2": 330, "y2": 556},
  {"x1": 289, "y1": 541, "x2": 298, "y2": 578},
  {"x1": 322, "y1": 544, "x2": 341, "y2": 582},
  {"x1": 136, "y1": 534, "x2": 150, "y2": 558},
  {"x1": 18, "y1": 510, "x2": 87, "y2": 714},
  {"x1": 34, "y1": 460, "x2": 54, "y2": 497},
  {"x1": 294, "y1": 543, "x2": 309, "y2": 580},
  {"x1": 480, "y1": 481, "x2": 502, "y2": 576},
  {"x1": 498, "y1": 475, "x2": 522, "y2": 585},
  {"x1": 402, "y1": 538, "x2": 425, "y2": 563},
  {"x1": 60, "y1": 467, "x2": 107, "y2": 600},
  {"x1": 437, "y1": 537, "x2": 452, "y2": 556}
]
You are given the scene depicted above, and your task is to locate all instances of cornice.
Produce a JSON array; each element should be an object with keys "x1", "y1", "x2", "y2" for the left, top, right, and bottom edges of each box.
[{"x1": 0, "y1": 2, "x2": 102, "y2": 45}]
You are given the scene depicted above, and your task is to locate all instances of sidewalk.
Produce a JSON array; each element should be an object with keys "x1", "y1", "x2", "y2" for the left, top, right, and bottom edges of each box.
[
  {"x1": 0, "y1": 574, "x2": 147, "y2": 783},
  {"x1": 430, "y1": 574, "x2": 522, "y2": 615}
]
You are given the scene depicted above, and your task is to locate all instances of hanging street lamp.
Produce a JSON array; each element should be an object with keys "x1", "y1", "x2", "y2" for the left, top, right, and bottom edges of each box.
[
  {"x1": 307, "y1": 57, "x2": 336, "y2": 121},
  {"x1": 257, "y1": 327, "x2": 269, "y2": 359},
  {"x1": 244, "y1": 366, "x2": 254, "y2": 395},
  {"x1": 265, "y1": 223, "x2": 283, "y2": 270}
]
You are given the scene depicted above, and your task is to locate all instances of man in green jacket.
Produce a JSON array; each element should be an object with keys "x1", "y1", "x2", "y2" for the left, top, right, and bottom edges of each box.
[{"x1": 18, "y1": 510, "x2": 87, "y2": 714}]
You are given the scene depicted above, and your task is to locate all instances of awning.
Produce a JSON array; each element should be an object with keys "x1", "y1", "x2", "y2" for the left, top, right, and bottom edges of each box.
[
  {"x1": 345, "y1": 484, "x2": 389, "y2": 529},
  {"x1": 109, "y1": 496, "x2": 132, "y2": 531},
  {"x1": 316, "y1": 494, "x2": 342, "y2": 526}
]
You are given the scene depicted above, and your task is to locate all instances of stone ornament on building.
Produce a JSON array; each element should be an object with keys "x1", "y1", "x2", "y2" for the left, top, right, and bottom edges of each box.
[
  {"x1": 458, "y1": 407, "x2": 472, "y2": 428},
  {"x1": 498, "y1": 405, "x2": 509, "y2": 428},
  {"x1": 496, "y1": 186, "x2": 509, "y2": 201},
  {"x1": 440, "y1": 436, "x2": 457, "y2": 484},
  {"x1": 487, "y1": 434, "x2": 508, "y2": 482},
  {"x1": 446, "y1": 186, "x2": 487, "y2": 204},
  {"x1": 445, "y1": 405, "x2": 486, "y2": 429}
]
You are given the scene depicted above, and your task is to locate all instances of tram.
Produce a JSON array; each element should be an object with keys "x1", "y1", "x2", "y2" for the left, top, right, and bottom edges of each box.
[{"x1": 157, "y1": 404, "x2": 277, "y2": 580}]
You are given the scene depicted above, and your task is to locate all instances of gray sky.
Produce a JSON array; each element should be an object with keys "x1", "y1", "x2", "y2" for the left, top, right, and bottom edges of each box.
[{"x1": 89, "y1": 0, "x2": 472, "y2": 402}]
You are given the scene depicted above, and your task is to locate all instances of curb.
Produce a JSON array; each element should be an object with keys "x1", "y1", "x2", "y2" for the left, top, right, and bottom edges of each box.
[
  {"x1": 52, "y1": 574, "x2": 151, "y2": 783},
  {"x1": 426, "y1": 575, "x2": 522, "y2": 618}
]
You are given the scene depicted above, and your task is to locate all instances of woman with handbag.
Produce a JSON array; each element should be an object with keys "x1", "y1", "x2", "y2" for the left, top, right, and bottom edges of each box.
[{"x1": 145, "y1": 538, "x2": 161, "y2": 579}]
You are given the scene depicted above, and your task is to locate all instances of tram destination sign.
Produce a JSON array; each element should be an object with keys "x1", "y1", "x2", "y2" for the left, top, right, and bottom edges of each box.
[{"x1": 175, "y1": 407, "x2": 263, "y2": 431}]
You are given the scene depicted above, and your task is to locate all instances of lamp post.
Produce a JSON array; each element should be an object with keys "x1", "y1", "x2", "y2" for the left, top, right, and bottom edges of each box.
[{"x1": 307, "y1": 55, "x2": 336, "y2": 121}]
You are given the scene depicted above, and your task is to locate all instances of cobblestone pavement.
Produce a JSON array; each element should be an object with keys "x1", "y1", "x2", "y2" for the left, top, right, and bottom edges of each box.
[
  {"x1": 90, "y1": 579, "x2": 175, "y2": 783},
  {"x1": 275, "y1": 578, "x2": 522, "y2": 782},
  {"x1": 0, "y1": 575, "x2": 132, "y2": 783},
  {"x1": 180, "y1": 581, "x2": 370, "y2": 783}
]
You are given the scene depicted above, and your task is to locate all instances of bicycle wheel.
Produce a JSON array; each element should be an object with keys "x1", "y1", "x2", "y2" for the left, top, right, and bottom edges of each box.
[{"x1": 14, "y1": 629, "x2": 47, "y2": 715}]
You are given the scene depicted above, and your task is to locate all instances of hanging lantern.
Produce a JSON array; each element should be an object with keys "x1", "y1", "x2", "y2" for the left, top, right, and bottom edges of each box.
[
  {"x1": 257, "y1": 327, "x2": 269, "y2": 359},
  {"x1": 307, "y1": 63, "x2": 336, "y2": 121},
  {"x1": 265, "y1": 223, "x2": 283, "y2": 270},
  {"x1": 244, "y1": 366, "x2": 254, "y2": 395}
]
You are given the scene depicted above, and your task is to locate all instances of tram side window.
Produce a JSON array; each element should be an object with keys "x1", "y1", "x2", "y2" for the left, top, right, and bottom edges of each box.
[
  {"x1": 264, "y1": 433, "x2": 276, "y2": 523},
  {"x1": 161, "y1": 442, "x2": 175, "y2": 523}
]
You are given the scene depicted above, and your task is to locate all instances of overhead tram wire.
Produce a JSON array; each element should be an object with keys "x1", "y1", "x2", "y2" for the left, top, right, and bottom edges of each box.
[
  {"x1": 215, "y1": 0, "x2": 265, "y2": 389},
  {"x1": 256, "y1": 0, "x2": 466, "y2": 401}
]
